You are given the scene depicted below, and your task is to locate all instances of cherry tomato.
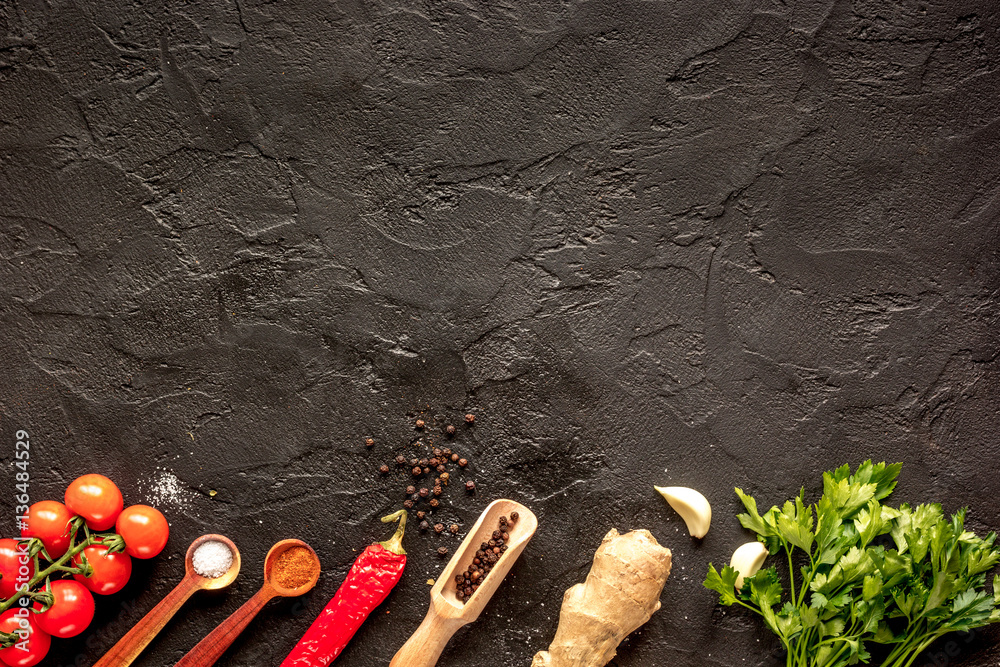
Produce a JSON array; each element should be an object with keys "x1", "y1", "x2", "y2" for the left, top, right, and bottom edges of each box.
[
  {"x1": 32, "y1": 579, "x2": 94, "y2": 638},
  {"x1": 73, "y1": 544, "x2": 131, "y2": 595},
  {"x1": 64, "y1": 474, "x2": 123, "y2": 531},
  {"x1": 0, "y1": 539, "x2": 34, "y2": 600},
  {"x1": 21, "y1": 501, "x2": 74, "y2": 559},
  {"x1": 115, "y1": 505, "x2": 169, "y2": 559},
  {"x1": 0, "y1": 609, "x2": 50, "y2": 667}
]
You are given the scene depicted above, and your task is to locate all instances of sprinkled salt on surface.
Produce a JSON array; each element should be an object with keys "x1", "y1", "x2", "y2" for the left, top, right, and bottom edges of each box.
[
  {"x1": 193, "y1": 541, "x2": 233, "y2": 579},
  {"x1": 142, "y1": 468, "x2": 197, "y2": 511}
]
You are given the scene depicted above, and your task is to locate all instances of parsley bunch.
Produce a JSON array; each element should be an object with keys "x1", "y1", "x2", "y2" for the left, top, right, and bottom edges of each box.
[{"x1": 705, "y1": 461, "x2": 1000, "y2": 667}]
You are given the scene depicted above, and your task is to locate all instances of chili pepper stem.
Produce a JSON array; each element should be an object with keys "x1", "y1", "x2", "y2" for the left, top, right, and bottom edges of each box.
[{"x1": 379, "y1": 510, "x2": 408, "y2": 555}]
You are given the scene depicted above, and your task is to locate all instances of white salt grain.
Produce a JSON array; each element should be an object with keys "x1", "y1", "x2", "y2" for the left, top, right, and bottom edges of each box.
[{"x1": 192, "y1": 541, "x2": 233, "y2": 579}]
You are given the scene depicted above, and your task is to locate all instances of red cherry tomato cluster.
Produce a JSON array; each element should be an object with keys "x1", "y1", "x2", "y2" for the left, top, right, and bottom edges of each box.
[{"x1": 0, "y1": 474, "x2": 169, "y2": 666}]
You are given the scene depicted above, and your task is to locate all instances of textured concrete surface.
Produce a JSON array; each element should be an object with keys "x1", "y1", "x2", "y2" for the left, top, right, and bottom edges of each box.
[{"x1": 1, "y1": 1, "x2": 999, "y2": 665}]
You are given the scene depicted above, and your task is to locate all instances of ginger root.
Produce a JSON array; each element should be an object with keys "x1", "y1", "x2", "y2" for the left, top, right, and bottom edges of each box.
[{"x1": 531, "y1": 528, "x2": 672, "y2": 667}]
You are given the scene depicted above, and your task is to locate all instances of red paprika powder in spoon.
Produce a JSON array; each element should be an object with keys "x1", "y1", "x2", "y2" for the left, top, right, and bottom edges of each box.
[{"x1": 281, "y1": 510, "x2": 408, "y2": 666}]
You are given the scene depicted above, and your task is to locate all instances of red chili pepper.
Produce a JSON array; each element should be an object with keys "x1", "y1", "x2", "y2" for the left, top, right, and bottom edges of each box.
[{"x1": 280, "y1": 510, "x2": 408, "y2": 666}]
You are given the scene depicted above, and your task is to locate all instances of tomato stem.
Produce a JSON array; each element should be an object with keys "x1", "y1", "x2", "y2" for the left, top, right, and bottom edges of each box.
[{"x1": 0, "y1": 530, "x2": 118, "y2": 616}]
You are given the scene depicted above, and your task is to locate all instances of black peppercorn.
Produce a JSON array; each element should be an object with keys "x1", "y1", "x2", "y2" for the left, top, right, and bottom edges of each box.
[
  {"x1": 433, "y1": 447, "x2": 443, "y2": 457},
  {"x1": 436, "y1": 464, "x2": 446, "y2": 473},
  {"x1": 456, "y1": 590, "x2": 465, "y2": 600},
  {"x1": 396, "y1": 455, "x2": 407, "y2": 466},
  {"x1": 415, "y1": 419, "x2": 425, "y2": 429},
  {"x1": 429, "y1": 498, "x2": 440, "y2": 508},
  {"x1": 510, "y1": 512, "x2": 519, "y2": 522},
  {"x1": 418, "y1": 488, "x2": 430, "y2": 498},
  {"x1": 449, "y1": 524, "x2": 459, "y2": 534},
  {"x1": 416, "y1": 510, "x2": 426, "y2": 520},
  {"x1": 465, "y1": 480, "x2": 476, "y2": 492},
  {"x1": 433, "y1": 486, "x2": 443, "y2": 496},
  {"x1": 403, "y1": 499, "x2": 414, "y2": 509},
  {"x1": 437, "y1": 547, "x2": 448, "y2": 556},
  {"x1": 379, "y1": 464, "x2": 389, "y2": 474},
  {"x1": 465, "y1": 413, "x2": 475, "y2": 424},
  {"x1": 412, "y1": 466, "x2": 422, "y2": 476},
  {"x1": 422, "y1": 467, "x2": 430, "y2": 475},
  {"x1": 365, "y1": 438, "x2": 375, "y2": 447},
  {"x1": 434, "y1": 523, "x2": 445, "y2": 534},
  {"x1": 445, "y1": 424, "x2": 456, "y2": 436},
  {"x1": 406, "y1": 485, "x2": 416, "y2": 495},
  {"x1": 442, "y1": 448, "x2": 452, "y2": 457},
  {"x1": 419, "y1": 521, "x2": 430, "y2": 532},
  {"x1": 410, "y1": 458, "x2": 419, "y2": 466}
]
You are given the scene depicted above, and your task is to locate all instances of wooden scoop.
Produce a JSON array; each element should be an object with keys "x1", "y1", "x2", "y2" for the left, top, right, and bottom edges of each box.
[
  {"x1": 390, "y1": 499, "x2": 538, "y2": 667},
  {"x1": 174, "y1": 539, "x2": 320, "y2": 667},
  {"x1": 94, "y1": 534, "x2": 241, "y2": 667}
]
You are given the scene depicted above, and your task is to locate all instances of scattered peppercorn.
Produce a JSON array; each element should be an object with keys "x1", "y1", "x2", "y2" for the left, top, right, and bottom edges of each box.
[
  {"x1": 465, "y1": 480, "x2": 476, "y2": 492},
  {"x1": 418, "y1": 488, "x2": 430, "y2": 498},
  {"x1": 465, "y1": 413, "x2": 475, "y2": 424},
  {"x1": 449, "y1": 524, "x2": 459, "y2": 534},
  {"x1": 410, "y1": 458, "x2": 419, "y2": 466},
  {"x1": 416, "y1": 510, "x2": 426, "y2": 520},
  {"x1": 429, "y1": 498, "x2": 440, "y2": 508},
  {"x1": 379, "y1": 464, "x2": 389, "y2": 474},
  {"x1": 458, "y1": 458, "x2": 468, "y2": 468},
  {"x1": 434, "y1": 523, "x2": 445, "y2": 534},
  {"x1": 403, "y1": 499, "x2": 414, "y2": 509},
  {"x1": 440, "y1": 472, "x2": 450, "y2": 483},
  {"x1": 415, "y1": 419, "x2": 425, "y2": 429},
  {"x1": 396, "y1": 455, "x2": 407, "y2": 466},
  {"x1": 419, "y1": 521, "x2": 429, "y2": 532},
  {"x1": 412, "y1": 466, "x2": 422, "y2": 476},
  {"x1": 445, "y1": 424, "x2": 456, "y2": 436},
  {"x1": 406, "y1": 486, "x2": 416, "y2": 495},
  {"x1": 442, "y1": 448, "x2": 452, "y2": 457},
  {"x1": 433, "y1": 486, "x2": 443, "y2": 496},
  {"x1": 450, "y1": 453, "x2": 460, "y2": 462},
  {"x1": 365, "y1": 438, "x2": 375, "y2": 448},
  {"x1": 436, "y1": 464, "x2": 446, "y2": 473},
  {"x1": 433, "y1": 447, "x2": 443, "y2": 457},
  {"x1": 437, "y1": 547, "x2": 449, "y2": 557}
]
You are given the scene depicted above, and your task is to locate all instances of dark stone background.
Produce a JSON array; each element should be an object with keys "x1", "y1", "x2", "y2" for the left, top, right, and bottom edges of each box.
[{"x1": 1, "y1": 0, "x2": 999, "y2": 665}]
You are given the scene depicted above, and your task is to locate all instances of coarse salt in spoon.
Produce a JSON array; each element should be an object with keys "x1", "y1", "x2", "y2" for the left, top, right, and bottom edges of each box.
[{"x1": 93, "y1": 534, "x2": 241, "y2": 667}]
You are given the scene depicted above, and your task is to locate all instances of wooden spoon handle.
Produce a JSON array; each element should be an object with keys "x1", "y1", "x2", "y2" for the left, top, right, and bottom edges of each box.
[
  {"x1": 94, "y1": 574, "x2": 201, "y2": 667},
  {"x1": 175, "y1": 588, "x2": 273, "y2": 667},
  {"x1": 389, "y1": 606, "x2": 466, "y2": 667}
]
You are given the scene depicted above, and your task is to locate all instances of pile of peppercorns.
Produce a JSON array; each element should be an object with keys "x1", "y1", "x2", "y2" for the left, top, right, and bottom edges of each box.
[
  {"x1": 369, "y1": 413, "x2": 478, "y2": 557},
  {"x1": 454, "y1": 512, "x2": 517, "y2": 602}
]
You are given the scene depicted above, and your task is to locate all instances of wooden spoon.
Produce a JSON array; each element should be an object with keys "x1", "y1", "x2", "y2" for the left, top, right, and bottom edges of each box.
[
  {"x1": 390, "y1": 499, "x2": 538, "y2": 667},
  {"x1": 93, "y1": 534, "x2": 241, "y2": 667},
  {"x1": 174, "y1": 539, "x2": 321, "y2": 667}
]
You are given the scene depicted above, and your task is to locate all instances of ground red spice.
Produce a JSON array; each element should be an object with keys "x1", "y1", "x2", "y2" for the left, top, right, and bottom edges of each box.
[{"x1": 273, "y1": 546, "x2": 314, "y2": 589}]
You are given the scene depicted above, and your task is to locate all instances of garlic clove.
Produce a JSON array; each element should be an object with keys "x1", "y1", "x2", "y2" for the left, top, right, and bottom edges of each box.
[
  {"x1": 730, "y1": 541, "x2": 769, "y2": 589},
  {"x1": 654, "y1": 486, "x2": 712, "y2": 539}
]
